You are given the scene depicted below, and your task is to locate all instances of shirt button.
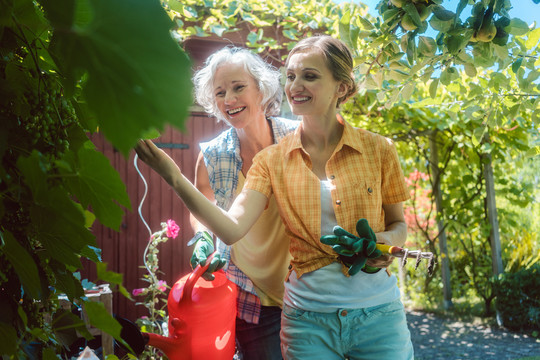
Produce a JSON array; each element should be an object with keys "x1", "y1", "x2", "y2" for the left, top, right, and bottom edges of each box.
[
  {"x1": 367, "y1": 187, "x2": 373, "y2": 193},
  {"x1": 329, "y1": 175, "x2": 335, "y2": 180},
  {"x1": 341, "y1": 310, "x2": 348, "y2": 316},
  {"x1": 335, "y1": 200, "x2": 341, "y2": 206}
]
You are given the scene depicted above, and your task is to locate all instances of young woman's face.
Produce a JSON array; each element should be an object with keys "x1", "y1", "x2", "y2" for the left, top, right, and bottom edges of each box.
[
  {"x1": 213, "y1": 62, "x2": 264, "y2": 128},
  {"x1": 285, "y1": 50, "x2": 344, "y2": 118}
]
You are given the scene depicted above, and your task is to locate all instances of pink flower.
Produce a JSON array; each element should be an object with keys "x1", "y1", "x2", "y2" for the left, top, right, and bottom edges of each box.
[
  {"x1": 157, "y1": 280, "x2": 167, "y2": 292},
  {"x1": 132, "y1": 288, "x2": 145, "y2": 296},
  {"x1": 166, "y1": 219, "x2": 180, "y2": 239}
]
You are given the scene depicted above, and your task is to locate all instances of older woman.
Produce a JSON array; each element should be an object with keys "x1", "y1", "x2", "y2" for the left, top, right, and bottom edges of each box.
[{"x1": 188, "y1": 47, "x2": 298, "y2": 360}]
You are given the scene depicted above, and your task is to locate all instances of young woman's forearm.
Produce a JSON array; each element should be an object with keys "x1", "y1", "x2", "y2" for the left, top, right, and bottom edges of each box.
[
  {"x1": 377, "y1": 203, "x2": 408, "y2": 247},
  {"x1": 168, "y1": 173, "x2": 246, "y2": 244},
  {"x1": 376, "y1": 220, "x2": 407, "y2": 247}
]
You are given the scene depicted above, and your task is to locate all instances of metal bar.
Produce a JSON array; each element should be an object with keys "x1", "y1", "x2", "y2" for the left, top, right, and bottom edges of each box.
[{"x1": 154, "y1": 142, "x2": 189, "y2": 149}]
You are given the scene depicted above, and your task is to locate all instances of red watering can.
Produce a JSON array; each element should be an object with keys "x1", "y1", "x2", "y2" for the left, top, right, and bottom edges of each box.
[{"x1": 118, "y1": 256, "x2": 237, "y2": 359}]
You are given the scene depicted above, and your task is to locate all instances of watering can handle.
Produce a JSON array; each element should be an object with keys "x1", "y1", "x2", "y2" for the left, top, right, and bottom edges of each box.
[{"x1": 181, "y1": 251, "x2": 216, "y2": 303}]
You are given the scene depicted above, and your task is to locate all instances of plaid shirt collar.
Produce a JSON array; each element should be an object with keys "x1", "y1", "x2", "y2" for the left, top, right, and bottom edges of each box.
[{"x1": 284, "y1": 114, "x2": 364, "y2": 157}]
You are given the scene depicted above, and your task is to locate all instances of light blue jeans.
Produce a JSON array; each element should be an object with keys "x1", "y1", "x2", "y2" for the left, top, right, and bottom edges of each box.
[{"x1": 280, "y1": 300, "x2": 413, "y2": 360}]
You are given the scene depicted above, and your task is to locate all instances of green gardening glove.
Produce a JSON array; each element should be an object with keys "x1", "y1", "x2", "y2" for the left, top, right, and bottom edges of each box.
[
  {"x1": 188, "y1": 231, "x2": 226, "y2": 281},
  {"x1": 320, "y1": 219, "x2": 382, "y2": 276},
  {"x1": 355, "y1": 218, "x2": 383, "y2": 274}
]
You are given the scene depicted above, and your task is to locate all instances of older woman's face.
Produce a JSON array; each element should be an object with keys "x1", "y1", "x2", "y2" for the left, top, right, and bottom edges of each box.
[{"x1": 213, "y1": 62, "x2": 264, "y2": 128}]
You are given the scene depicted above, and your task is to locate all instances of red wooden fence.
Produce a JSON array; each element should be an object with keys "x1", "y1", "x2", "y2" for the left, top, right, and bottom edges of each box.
[{"x1": 83, "y1": 112, "x2": 227, "y2": 321}]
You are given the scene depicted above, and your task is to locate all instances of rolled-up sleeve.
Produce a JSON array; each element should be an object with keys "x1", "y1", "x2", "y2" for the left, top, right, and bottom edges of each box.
[
  {"x1": 381, "y1": 138, "x2": 410, "y2": 205},
  {"x1": 244, "y1": 148, "x2": 274, "y2": 199}
]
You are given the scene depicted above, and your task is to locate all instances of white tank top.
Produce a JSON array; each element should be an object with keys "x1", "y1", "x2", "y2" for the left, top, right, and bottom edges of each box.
[{"x1": 283, "y1": 179, "x2": 400, "y2": 312}]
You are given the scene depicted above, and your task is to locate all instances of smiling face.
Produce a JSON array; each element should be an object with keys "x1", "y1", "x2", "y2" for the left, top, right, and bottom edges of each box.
[
  {"x1": 213, "y1": 62, "x2": 264, "y2": 128},
  {"x1": 284, "y1": 50, "x2": 346, "y2": 119}
]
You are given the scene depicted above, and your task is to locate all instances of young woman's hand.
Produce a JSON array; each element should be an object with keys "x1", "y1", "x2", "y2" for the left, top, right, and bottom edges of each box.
[{"x1": 134, "y1": 139, "x2": 181, "y2": 185}]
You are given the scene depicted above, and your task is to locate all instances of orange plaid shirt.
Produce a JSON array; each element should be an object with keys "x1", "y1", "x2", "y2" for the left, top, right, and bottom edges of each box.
[{"x1": 244, "y1": 117, "x2": 410, "y2": 278}]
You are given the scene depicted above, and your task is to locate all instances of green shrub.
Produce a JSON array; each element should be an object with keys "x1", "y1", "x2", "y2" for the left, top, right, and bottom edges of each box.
[{"x1": 493, "y1": 264, "x2": 540, "y2": 332}]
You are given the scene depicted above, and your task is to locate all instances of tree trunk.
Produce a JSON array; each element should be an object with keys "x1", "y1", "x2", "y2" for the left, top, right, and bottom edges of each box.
[
  {"x1": 482, "y1": 153, "x2": 504, "y2": 276},
  {"x1": 482, "y1": 144, "x2": 504, "y2": 323},
  {"x1": 429, "y1": 131, "x2": 453, "y2": 309}
]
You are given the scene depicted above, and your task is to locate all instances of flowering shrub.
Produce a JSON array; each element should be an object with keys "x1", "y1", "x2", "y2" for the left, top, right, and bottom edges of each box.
[
  {"x1": 132, "y1": 219, "x2": 179, "y2": 358},
  {"x1": 403, "y1": 170, "x2": 437, "y2": 246}
]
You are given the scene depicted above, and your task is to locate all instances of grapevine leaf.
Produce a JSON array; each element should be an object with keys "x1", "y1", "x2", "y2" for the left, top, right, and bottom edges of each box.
[
  {"x1": 83, "y1": 301, "x2": 123, "y2": 344},
  {"x1": 1, "y1": 231, "x2": 42, "y2": 299},
  {"x1": 46, "y1": 0, "x2": 193, "y2": 155},
  {"x1": 96, "y1": 262, "x2": 131, "y2": 299},
  {"x1": 62, "y1": 147, "x2": 131, "y2": 230}
]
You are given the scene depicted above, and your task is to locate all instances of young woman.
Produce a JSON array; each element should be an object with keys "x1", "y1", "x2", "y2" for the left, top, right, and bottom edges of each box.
[
  {"x1": 188, "y1": 47, "x2": 297, "y2": 360},
  {"x1": 136, "y1": 35, "x2": 414, "y2": 359}
]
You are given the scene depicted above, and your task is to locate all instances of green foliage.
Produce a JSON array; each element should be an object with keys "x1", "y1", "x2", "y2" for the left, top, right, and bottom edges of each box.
[
  {"x1": 493, "y1": 264, "x2": 540, "y2": 331},
  {"x1": 1, "y1": 0, "x2": 192, "y2": 356},
  {"x1": 40, "y1": 0, "x2": 193, "y2": 155}
]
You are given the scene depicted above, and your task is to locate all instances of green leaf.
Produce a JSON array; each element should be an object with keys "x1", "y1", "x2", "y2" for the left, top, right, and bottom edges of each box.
[
  {"x1": 53, "y1": 264, "x2": 85, "y2": 300},
  {"x1": 48, "y1": 0, "x2": 193, "y2": 155},
  {"x1": 283, "y1": 29, "x2": 297, "y2": 40},
  {"x1": 445, "y1": 35, "x2": 467, "y2": 55},
  {"x1": 403, "y1": 2, "x2": 422, "y2": 27},
  {"x1": 1, "y1": 231, "x2": 42, "y2": 299},
  {"x1": 525, "y1": 27, "x2": 540, "y2": 49},
  {"x1": 505, "y1": 18, "x2": 530, "y2": 36},
  {"x1": 357, "y1": 16, "x2": 374, "y2": 30},
  {"x1": 63, "y1": 147, "x2": 130, "y2": 230},
  {"x1": 0, "y1": 322, "x2": 17, "y2": 355},
  {"x1": 455, "y1": 0, "x2": 468, "y2": 19},
  {"x1": 512, "y1": 57, "x2": 523, "y2": 74},
  {"x1": 432, "y1": 5, "x2": 455, "y2": 21},
  {"x1": 52, "y1": 309, "x2": 92, "y2": 347},
  {"x1": 429, "y1": 16, "x2": 452, "y2": 32},
  {"x1": 429, "y1": 78, "x2": 439, "y2": 99},
  {"x1": 81, "y1": 245, "x2": 102, "y2": 263},
  {"x1": 418, "y1": 36, "x2": 437, "y2": 56},
  {"x1": 84, "y1": 301, "x2": 122, "y2": 340},
  {"x1": 97, "y1": 262, "x2": 131, "y2": 299},
  {"x1": 17, "y1": 152, "x2": 96, "y2": 267},
  {"x1": 339, "y1": 10, "x2": 352, "y2": 47},
  {"x1": 401, "y1": 83, "x2": 414, "y2": 101},
  {"x1": 247, "y1": 31, "x2": 258, "y2": 44},
  {"x1": 406, "y1": 33, "x2": 416, "y2": 65},
  {"x1": 43, "y1": 347, "x2": 62, "y2": 360},
  {"x1": 464, "y1": 62, "x2": 477, "y2": 77},
  {"x1": 493, "y1": 44, "x2": 509, "y2": 61}
]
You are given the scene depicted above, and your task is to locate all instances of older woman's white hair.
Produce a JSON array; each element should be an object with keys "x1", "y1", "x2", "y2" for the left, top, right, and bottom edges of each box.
[{"x1": 193, "y1": 47, "x2": 282, "y2": 123}]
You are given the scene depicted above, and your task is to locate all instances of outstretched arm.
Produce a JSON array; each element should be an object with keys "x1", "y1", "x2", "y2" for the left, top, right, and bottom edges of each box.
[{"x1": 135, "y1": 139, "x2": 266, "y2": 244}]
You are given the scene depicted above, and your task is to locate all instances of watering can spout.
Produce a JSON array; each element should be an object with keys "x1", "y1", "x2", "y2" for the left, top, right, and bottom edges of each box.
[{"x1": 144, "y1": 319, "x2": 191, "y2": 359}]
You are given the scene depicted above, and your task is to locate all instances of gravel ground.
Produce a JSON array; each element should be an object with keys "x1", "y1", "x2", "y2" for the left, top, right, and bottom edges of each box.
[{"x1": 407, "y1": 309, "x2": 540, "y2": 360}]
